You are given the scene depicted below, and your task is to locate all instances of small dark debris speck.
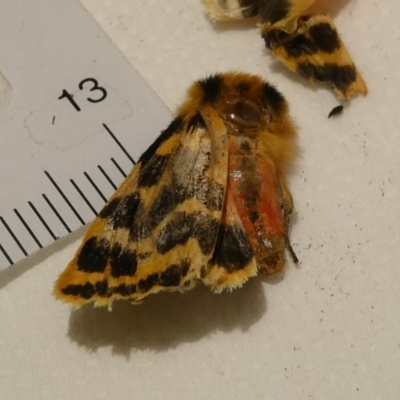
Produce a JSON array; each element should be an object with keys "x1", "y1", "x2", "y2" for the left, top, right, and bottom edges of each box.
[{"x1": 328, "y1": 105, "x2": 344, "y2": 118}]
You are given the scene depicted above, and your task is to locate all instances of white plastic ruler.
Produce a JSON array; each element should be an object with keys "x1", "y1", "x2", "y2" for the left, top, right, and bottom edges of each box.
[{"x1": 0, "y1": 0, "x2": 170, "y2": 271}]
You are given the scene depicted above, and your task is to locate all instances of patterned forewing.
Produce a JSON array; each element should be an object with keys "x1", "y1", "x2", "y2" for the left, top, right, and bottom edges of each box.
[
  {"x1": 53, "y1": 162, "x2": 146, "y2": 307},
  {"x1": 263, "y1": 14, "x2": 367, "y2": 99},
  {"x1": 54, "y1": 107, "x2": 229, "y2": 306},
  {"x1": 53, "y1": 121, "x2": 182, "y2": 306},
  {"x1": 140, "y1": 107, "x2": 229, "y2": 297}
]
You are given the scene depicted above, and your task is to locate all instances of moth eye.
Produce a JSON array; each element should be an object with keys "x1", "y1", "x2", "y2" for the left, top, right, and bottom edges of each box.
[{"x1": 228, "y1": 101, "x2": 260, "y2": 129}]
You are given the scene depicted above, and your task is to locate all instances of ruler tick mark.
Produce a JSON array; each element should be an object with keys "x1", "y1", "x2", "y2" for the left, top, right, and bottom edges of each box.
[
  {"x1": 14, "y1": 208, "x2": 43, "y2": 249},
  {"x1": 45, "y1": 171, "x2": 85, "y2": 225},
  {"x1": 98, "y1": 165, "x2": 117, "y2": 190},
  {"x1": 111, "y1": 157, "x2": 127, "y2": 177},
  {"x1": 103, "y1": 123, "x2": 135, "y2": 165},
  {"x1": 0, "y1": 243, "x2": 13, "y2": 265},
  {"x1": 70, "y1": 179, "x2": 98, "y2": 216},
  {"x1": 0, "y1": 216, "x2": 28, "y2": 256},
  {"x1": 42, "y1": 194, "x2": 71, "y2": 233},
  {"x1": 28, "y1": 201, "x2": 57, "y2": 241},
  {"x1": 84, "y1": 172, "x2": 107, "y2": 203}
]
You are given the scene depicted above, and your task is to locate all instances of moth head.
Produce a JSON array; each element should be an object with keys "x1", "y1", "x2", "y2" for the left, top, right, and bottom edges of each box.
[
  {"x1": 179, "y1": 73, "x2": 297, "y2": 166},
  {"x1": 219, "y1": 97, "x2": 262, "y2": 133},
  {"x1": 216, "y1": 73, "x2": 297, "y2": 167},
  {"x1": 214, "y1": 73, "x2": 296, "y2": 137}
]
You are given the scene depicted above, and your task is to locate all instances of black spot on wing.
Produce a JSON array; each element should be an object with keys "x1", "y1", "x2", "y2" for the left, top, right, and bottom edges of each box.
[
  {"x1": 138, "y1": 273, "x2": 159, "y2": 293},
  {"x1": 99, "y1": 197, "x2": 121, "y2": 219},
  {"x1": 210, "y1": 224, "x2": 254, "y2": 272},
  {"x1": 156, "y1": 212, "x2": 219, "y2": 255},
  {"x1": 264, "y1": 22, "x2": 339, "y2": 57},
  {"x1": 263, "y1": 29, "x2": 286, "y2": 50},
  {"x1": 61, "y1": 284, "x2": 81, "y2": 296},
  {"x1": 149, "y1": 186, "x2": 174, "y2": 229},
  {"x1": 110, "y1": 244, "x2": 137, "y2": 277},
  {"x1": 263, "y1": 29, "x2": 319, "y2": 59},
  {"x1": 77, "y1": 237, "x2": 110, "y2": 273},
  {"x1": 113, "y1": 192, "x2": 142, "y2": 229},
  {"x1": 80, "y1": 283, "x2": 97, "y2": 299},
  {"x1": 187, "y1": 113, "x2": 206, "y2": 133},
  {"x1": 62, "y1": 280, "x2": 109, "y2": 299},
  {"x1": 297, "y1": 62, "x2": 318, "y2": 81},
  {"x1": 138, "y1": 154, "x2": 170, "y2": 188},
  {"x1": 138, "y1": 116, "x2": 184, "y2": 167},
  {"x1": 198, "y1": 74, "x2": 224, "y2": 104},
  {"x1": 262, "y1": 83, "x2": 286, "y2": 115},
  {"x1": 113, "y1": 284, "x2": 136, "y2": 296},
  {"x1": 259, "y1": 0, "x2": 290, "y2": 24},
  {"x1": 129, "y1": 219, "x2": 151, "y2": 242},
  {"x1": 148, "y1": 178, "x2": 224, "y2": 231},
  {"x1": 159, "y1": 265, "x2": 183, "y2": 287},
  {"x1": 309, "y1": 23, "x2": 340, "y2": 53},
  {"x1": 96, "y1": 280, "x2": 109, "y2": 297},
  {"x1": 297, "y1": 63, "x2": 357, "y2": 93},
  {"x1": 283, "y1": 34, "x2": 318, "y2": 58}
]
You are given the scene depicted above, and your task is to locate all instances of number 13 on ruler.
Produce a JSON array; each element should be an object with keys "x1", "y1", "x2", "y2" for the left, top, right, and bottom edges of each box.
[{"x1": 59, "y1": 78, "x2": 107, "y2": 112}]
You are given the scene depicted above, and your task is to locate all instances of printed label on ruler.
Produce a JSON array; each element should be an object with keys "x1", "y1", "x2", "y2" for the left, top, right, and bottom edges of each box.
[
  {"x1": 26, "y1": 77, "x2": 133, "y2": 150},
  {"x1": 0, "y1": 0, "x2": 170, "y2": 272}
]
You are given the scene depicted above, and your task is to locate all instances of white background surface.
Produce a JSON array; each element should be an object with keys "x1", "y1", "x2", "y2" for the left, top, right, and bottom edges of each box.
[{"x1": 1, "y1": 1, "x2": 400, "y2": 399}]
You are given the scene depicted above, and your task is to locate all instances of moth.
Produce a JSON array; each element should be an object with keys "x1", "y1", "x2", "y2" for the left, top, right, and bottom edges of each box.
[
  {"x1": 203, "y1": 0, "x2": 367, "y2": 99},
  {"x1": 54, "y1": 72, "x2": 298, "y2": 308}
]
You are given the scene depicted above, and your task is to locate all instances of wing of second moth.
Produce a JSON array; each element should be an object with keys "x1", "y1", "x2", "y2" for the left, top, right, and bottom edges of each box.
[
  {"x1": 263, "y1": 14, "x2": 367, "y2": 99},
  {"x1": 203, "y1": 0, "x2": 367, "y2": 99}
]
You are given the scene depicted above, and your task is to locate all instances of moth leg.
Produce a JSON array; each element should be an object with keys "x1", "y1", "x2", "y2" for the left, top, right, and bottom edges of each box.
[
  {"x1": 278, "y1": 172, "x2": 298, "y2": 264},
  {"x1": 202, "y1": 0, "x2": 259, "y2": 21}
]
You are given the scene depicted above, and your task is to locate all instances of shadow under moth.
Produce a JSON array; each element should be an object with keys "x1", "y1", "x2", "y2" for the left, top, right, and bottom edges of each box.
[
  {"x1": 203, "y1": 0, "x2": 367, "y2": 99},
  {"x1": 54, "y1": 72, "x2": 298, "y2": 308}
]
